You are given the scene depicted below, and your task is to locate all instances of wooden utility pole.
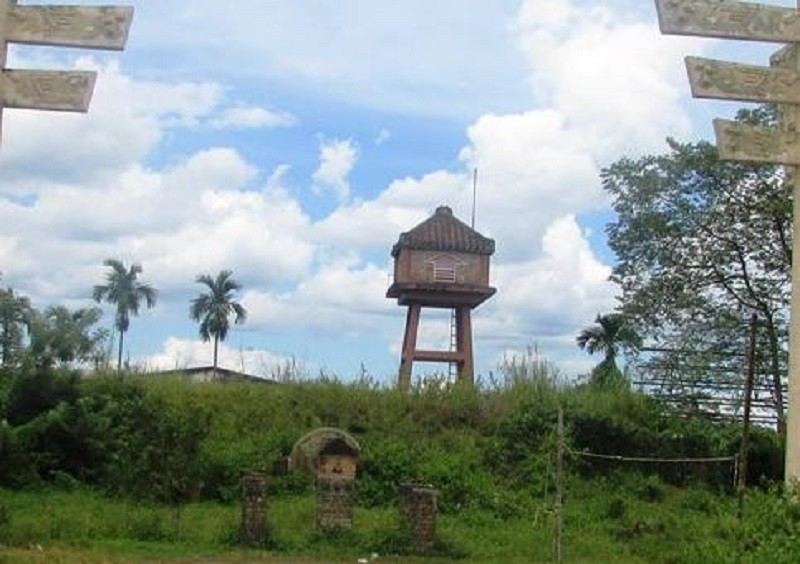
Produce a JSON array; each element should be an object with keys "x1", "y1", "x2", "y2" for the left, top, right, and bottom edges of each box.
[
  {"x1": 0, "y1": 1, "x2": 133, "y2": 145},
  {"x1": 655, "y1": 0, "x2": 800, "y2": 487},
  {"x1": 553, "y1": 409, "x2": 564, "y2": 564}
]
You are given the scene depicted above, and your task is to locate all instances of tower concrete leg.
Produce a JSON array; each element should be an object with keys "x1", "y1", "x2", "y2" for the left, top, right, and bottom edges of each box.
[
  {"x1": 455, "y1": 306, "x2": 474, "y2": 386},
  {"x1": 399, "y1": 304, "x2": 421, "y2": 390}
]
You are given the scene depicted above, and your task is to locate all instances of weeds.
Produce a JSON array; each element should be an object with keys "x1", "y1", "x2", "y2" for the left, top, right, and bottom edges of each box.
[{"x1": 0, "y1": 360, "x2": 790, "y2": 562}]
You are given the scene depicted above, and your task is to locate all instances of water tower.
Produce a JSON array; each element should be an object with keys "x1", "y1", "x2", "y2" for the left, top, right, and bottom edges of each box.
[{"x1": 387, "y1": 205, "x2": 496, "y2": 389}]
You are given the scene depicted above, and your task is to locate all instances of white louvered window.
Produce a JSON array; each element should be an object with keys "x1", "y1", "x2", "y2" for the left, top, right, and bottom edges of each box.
[{"x1": 432, "y1": 255, "x2": 458, "y2": 283}]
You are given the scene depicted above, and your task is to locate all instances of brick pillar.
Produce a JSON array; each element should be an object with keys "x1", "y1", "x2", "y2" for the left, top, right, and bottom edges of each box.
[
  {"x1": 398, "y1": 482, "x2": 415, "y2": 524},
  {"x1": 240, "y1": 472, "x2": 267, "y2": 547},
  {"x1": 399, "y1": 483, "x2": 437, "y2": 554},
  {"x1": 316, "y1": 474, "x2": 355, "y2": 530}
]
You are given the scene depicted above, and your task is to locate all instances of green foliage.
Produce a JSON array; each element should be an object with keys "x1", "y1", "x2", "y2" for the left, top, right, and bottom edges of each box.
[
  {"x1": 0, "y1": 287, "x2": 31, "y2": 368},
  {"x1": 607, "y1": 497, "x2": 626, "y2": 520},
  {"x1": 5, "y1": 367, "x2": 80, "y2": 426},
  {"x1": 635, "y1": 474, "x2": 665, "y2": 503},
  {"x1": 0, "y1": 364, "x2": 784, "y2": 503},
  {"x1": 577, "y1": 313, "x2": 641, "y2": 387},
  {"x1": 24, "y1": 306, "x2": 107, "y2": 369},
  {"x1": 0, "y1": 499, "x2": 10, "y2": 544},
  {"x1": 0, "y1": 285, "x2": 108, "y2": 372},
  {"x1": 77, "y1": 376, "x2": 211, "y2": 503},
  {"x1": 738, "y1": 487, "x2": 800, "y2": 562},
  {"x1": 602, "y1": 121, "x2": 790, "y2": 427},
  {"x1": 0, "y1": 371, "x2": 210, "y2": 502},
  {"x1": 589, "y1": 358, "x2": 629, "y2": 389},
  {"x1": 0, "y1": 361, "x2": 789, "y2": 561}
]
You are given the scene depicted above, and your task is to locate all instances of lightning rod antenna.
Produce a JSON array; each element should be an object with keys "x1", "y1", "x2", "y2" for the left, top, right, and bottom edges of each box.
[{"x1": 471, "y1": 167, "x2": 478, "y2": 229}]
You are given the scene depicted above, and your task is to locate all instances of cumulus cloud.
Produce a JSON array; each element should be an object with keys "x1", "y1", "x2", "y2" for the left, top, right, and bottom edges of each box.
[
  {"x1": 139, "y1": 336, "x2": 288, "y2": 376},
  {"x1": 132, "y1": 0, "x2": 530, "y2": 119},
  {"x1": 312, "y1": 171, "x2": 465, "y2": 251},
  {"x1": 228, "y1": 0, "x2": 703, "y2": 375},
  {"x1": 300, "y1": 0, "x2": 701, "y2": 372},
  {"x1": 0, "y1": 59, "x2": 314, "y2": 305},
  {"x1": 312, "y1": 138, "x2": 358, "y2": 201},
  {"x1": 243, "y1": 257, "x2": 392, "y2": 331},
  {"x1": 514, "y1": 0, "x2": 703, "y2": 157},
  {"x1": 0, "y1": 59, "x2": 222, "y2": 189},
  {"x1": 210, "y1": 106, "x2": 296, "y2": 129},
  {"x1": 0, "y1": 0, "x2": 708, "y2": 378},
  {"x1": 459, "y1": 109, "x2": 604, "y2": 257},
  {"x1": 489, "y1": 215, "x2": 616, "y2": 338}
]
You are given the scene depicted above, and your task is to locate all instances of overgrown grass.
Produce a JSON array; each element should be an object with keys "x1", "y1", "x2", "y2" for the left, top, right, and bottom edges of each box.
[
  {"x1": 0, "y1": 359, "x2": 789, "y2": 561},
  {"x1": 1, "y1": 480, "x2": 797, "y2": 563}
]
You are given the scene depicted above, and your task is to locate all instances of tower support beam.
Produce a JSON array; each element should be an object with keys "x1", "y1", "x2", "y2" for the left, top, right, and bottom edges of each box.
[{"x1": 397, "y1": 303, "x2": 475, "y2": 390}]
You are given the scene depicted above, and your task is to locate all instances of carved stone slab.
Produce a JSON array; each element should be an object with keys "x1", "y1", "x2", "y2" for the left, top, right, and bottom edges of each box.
[
  {"x1": 656, "y1": 0, "x2": 800, "y2": 43},
  {"x1": 714, "y1": 118, "x2": 800, "y2": 165},
  {"x1": 6, "y1": 4, "x2": 133, "y2": 50},
  {"x1": 768, "y1": 45, "x2": 800, "y2": 126},
  {"x1": 770, "y1": 44, "x2": 798, "y2": 69},
  {"x1": 0, "y1": 69, "x2": 95, "y2": 111},
  {"x1": 687, "y1": 56, "x2": 800, "y2": 104}
]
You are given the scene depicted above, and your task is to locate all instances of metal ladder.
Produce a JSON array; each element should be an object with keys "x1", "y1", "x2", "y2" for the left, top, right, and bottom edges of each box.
[{"x1": 449, "y1": 308, "x2": 458, "y2": 379}]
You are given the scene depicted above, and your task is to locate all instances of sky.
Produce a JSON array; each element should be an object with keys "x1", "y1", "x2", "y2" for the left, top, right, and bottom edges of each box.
[{"x1": 0, "y1": 0, "x2": 792, "y2": 383}]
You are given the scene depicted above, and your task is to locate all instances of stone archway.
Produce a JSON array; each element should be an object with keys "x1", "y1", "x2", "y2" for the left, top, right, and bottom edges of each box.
[{"x1": 289, "y1": 427, "x2": 361, "y2": 530}]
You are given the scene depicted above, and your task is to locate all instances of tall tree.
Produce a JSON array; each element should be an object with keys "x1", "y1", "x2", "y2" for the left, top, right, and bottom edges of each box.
[
  {"x1": 601, "y1": 108, "x2": 790, "y2": 432},
  {"x1": 577, "y1": 313, "x2": 641, "y2": 387},
  {"x1": 190, "y1": 270, "x2": 247, "y2": 376},
  {"x1": 92, "y1": 259, "x2": 157, "y2": 371},
  {"x1": 26, "y1": 305, "x2": 107, "y2": 369},
  {"x1": 0, "y1": 286, "x2": 31, "y2": 368}
]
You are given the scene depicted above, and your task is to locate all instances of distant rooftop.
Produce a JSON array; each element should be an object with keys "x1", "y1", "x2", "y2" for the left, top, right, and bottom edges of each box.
[
  {"x1": 149, "y1": 366, "x2": 276, "y2": 384},
  {"x1": 391, "y1": 205, "x2": 495, "y2": 257}
]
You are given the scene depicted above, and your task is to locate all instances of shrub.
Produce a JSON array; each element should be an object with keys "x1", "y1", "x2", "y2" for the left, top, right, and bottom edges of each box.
[
  {"x1": 0, "y1": 500, "x2": 10, "y2": 544},
  {"x1": 636, "y1": 475, "x2": 666, "y2": 503},
  {"x1": 607, "y1": 498, "x2": 626, "y2": 520},
  {"x1": 4, "y1": 367, "x2": 80, "y2": 425}
]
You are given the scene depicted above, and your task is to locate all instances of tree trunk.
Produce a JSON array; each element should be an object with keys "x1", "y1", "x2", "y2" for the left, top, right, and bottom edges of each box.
[
  {"x1": 0, "y1": 325, "x2": 9, "y2": 367},
  {"x1": 764, "y1": 313, "x2": 787, "y2": 438},
  {"x1": 213, "y1": 335, "x2": 219, "y2": 380},
  {"x1": 117, "y1": 330, "x2": 124, "y2": 372}
]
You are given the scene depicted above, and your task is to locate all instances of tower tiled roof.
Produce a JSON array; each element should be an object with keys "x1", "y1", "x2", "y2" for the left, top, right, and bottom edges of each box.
[{"x1": 391, "y1": 206, "x2": 495, "y2": 257}]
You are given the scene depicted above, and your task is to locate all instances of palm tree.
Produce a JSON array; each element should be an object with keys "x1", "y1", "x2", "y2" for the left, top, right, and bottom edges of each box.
[
  {"x1": 190, "y1": 270, "x2": 247, "y2": 376},
  {"x1": 92, "y1": 259, "x2": 158, "y2": 371},
  {"x1": 576, "y1": 313, "x2": 641, "y2": 387}
]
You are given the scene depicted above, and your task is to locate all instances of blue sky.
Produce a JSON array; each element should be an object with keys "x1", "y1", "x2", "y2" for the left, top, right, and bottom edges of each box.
[{"x1": 0, "y1": 0, "x2": 790, "y2": 382}]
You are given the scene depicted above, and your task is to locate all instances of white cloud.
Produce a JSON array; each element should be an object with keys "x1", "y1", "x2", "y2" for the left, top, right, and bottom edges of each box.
[
  {"x1": 210, "y1": 106, "x2": 296, "y2": 129},
  {"x1": 312, "y1": 171, "x2": 465, "y2": 251},
  {"x1": 243, "y1": 257, "x2": 392, "y2": 331},
  {"x1": 0, "y1": 59, "x2": 223, "y2": 189},
  {"x1": 514, "y1": 0, "x2": 704, "y2": 156},
  {"x1": 312, "y1": 138, "x2": 358, "y2": 201},
  {"x1": 0, "y1": 0, "x2": 709, "y2": 379},
  {"x1": 460, "y1": 109, "x2": 604, "y2": 257},
  {"x1": 0, "y1": 108, "x2": 313, "y2": 304},
  {"x1": 375, "y1": 129, "x2": 391, "y2": 146},
  {"x1": 311, "y1": 0, "x2": 706, "y2": 264},
  {"x1": 489, "y1": 215, "x2": 616, "y2": 335},
  {"x1": 262, "y1": 0, "x2": 690, "y2": 375},
  {"x1": 139, "y1": 336, "x2": 288, "y2": 376},
  {"x1": 131, "y1": 0, "x2": 530, "y2": 119}
]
